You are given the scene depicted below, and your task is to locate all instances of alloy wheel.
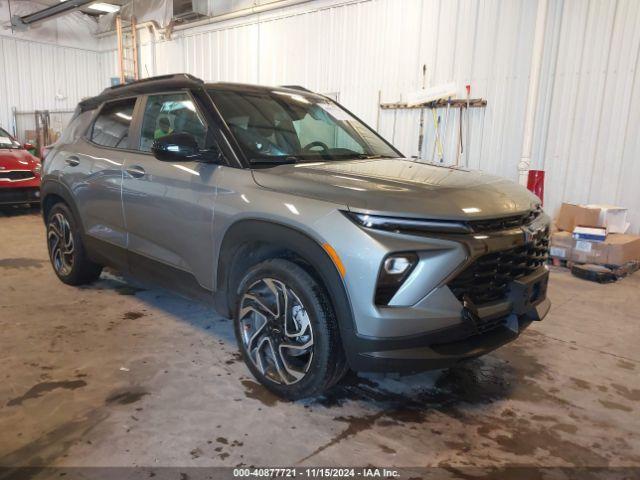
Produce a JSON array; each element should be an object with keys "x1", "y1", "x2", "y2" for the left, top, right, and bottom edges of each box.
[
  {"x1": 239, "y1": 278, "x2": 314, "y2": 385},
  {"x1": 48, "y1": 212, "x2": 75, "y2": 276}
]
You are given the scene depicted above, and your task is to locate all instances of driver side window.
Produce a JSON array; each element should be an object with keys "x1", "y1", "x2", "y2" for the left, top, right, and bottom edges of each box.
[{"x1": 139, "y1": 93, "x2": 207, "y2": 152}]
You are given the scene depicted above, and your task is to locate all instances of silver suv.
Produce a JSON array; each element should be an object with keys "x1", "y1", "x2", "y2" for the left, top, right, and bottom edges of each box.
[{"x1": 42, "y1": 74, "x2": 551, "y2": 399}]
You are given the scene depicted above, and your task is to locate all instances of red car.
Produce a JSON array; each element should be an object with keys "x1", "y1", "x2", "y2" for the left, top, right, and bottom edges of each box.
[{"x1": 0, "y1": 127, "x2": 41, "y2": 206}]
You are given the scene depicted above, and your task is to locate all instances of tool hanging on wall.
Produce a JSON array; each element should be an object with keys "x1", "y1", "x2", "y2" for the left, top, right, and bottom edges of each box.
[
  {"x1": 465, "y1": 84, "x2": 471, "y2": 164},
  {"x1": 430, "y1": 110, "x2": 443, "y2": 163},
  {"x1": 441, "y1": 97, "x2": 452, "y2": 163},
  {"x1": 456, "y1": 106, "x2": 463, "y2": 165},
  {"x1": 416, "y1": 65, "x2": 428, "y2": 158},
  {"x1": 381, "y1": 95, "x2": 487, "y2": 165},
  {"x1": 456, "y1": 84, "x2": 472, "y2": 166}
]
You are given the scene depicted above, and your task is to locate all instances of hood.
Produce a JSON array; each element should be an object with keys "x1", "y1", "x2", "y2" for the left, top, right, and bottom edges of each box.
[
  {"x1": 0, "y1": 148, "x2": 40, "y2": 171},
  {"x1": 252, "y1": 158, "x2": 541, "y2": 220}
]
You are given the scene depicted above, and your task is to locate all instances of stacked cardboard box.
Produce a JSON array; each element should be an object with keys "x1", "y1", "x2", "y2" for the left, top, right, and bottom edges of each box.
[{"x1": 550, "y1": 203, "x2": 640, "y2": 267}]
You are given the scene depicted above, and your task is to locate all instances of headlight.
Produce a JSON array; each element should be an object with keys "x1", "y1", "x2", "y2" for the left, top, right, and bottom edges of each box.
[
  {"x1": 344, "y1": 211, "x2": 471, "y2": 234},
  {"x1": 34, "y1": 163, "x2": 42, "y2": 175},
  {"x1": 375, "y1": 252, "x2": 418, "y2": 305}
]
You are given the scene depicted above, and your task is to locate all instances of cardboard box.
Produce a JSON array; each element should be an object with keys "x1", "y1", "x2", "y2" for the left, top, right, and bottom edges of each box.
[
  {"x1": 604, "y1": 234, "x2": 640, "y2": 266},
  {"x1": 584, "y1": 204, "x2": 629, "y2": 234},
  {"x1": 556, "y1": 203, "x2": 601, "y2": 232},
  {"x1": 571, "y1": 239, "x2": 609, "y2": 264},
  {"x1": 556, "y1": 202, "x2": 629, "y2": 233},
  {"x1": 572, "y1": 226, "x2": 607, "y2": 242},
  {"x1": 561, "y1": 233, "x2": 640, "y2": 266},
  {"x1": 549, "y1": 231, "x2": 573, "y2": 259}
]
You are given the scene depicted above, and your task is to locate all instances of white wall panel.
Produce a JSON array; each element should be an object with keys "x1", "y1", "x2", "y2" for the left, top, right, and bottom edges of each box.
[
  {"x1": 0, "y1": 37, "x2": 101, "y2": 139},
  {"x1": 537, "y1": 0, "x2": 640, "y2": 231},
  {"x1": 90, "y1": 0, "x2": 640, "y2": 230}
]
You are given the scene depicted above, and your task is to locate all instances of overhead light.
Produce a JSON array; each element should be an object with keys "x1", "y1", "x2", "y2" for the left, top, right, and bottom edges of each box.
[{"x1": 88, "y1": 2, "x2": 121, "y2": 13}]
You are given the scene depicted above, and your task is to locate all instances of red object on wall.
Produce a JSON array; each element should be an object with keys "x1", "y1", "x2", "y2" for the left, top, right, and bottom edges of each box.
[{"x1": 527, "y1": 169, "x2": 545, "y2": 205}]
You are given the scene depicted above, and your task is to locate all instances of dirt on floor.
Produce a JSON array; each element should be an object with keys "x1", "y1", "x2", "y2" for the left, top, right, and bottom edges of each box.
[{"x1": 0, "y1": 206, "x2": 639, "y2": 477}]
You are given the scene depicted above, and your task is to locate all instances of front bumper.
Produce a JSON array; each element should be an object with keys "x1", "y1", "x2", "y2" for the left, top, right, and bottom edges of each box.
[
  {"x1": 348, "y1": 296, "x2": 550, "y2": 372},
  {"x1": 0, "y1": 186, "x2": 41, "y2": 205}
]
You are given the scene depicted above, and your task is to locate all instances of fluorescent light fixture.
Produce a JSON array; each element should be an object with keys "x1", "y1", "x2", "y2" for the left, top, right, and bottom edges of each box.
[
  {"x1": 462, "y1": 207, "x2": 481, "y2": 213},
  {"x1": 88, "y1": 2, "x2": 121, "y2": 13}
]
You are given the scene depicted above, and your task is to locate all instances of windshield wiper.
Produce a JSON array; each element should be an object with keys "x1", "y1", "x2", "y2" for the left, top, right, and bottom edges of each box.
[
  {"x1": 354, "y1": 154, "x2": 396, "y2": 159},
  {"x1": 249, "y1": 156, "x2": 299, "y2": 166}
]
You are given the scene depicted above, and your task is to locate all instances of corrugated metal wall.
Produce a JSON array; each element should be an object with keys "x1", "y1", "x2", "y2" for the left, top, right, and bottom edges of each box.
[
  {"x1": 98, "y1": 0, "x2": 539, "y2": 170},
  {"x1": 534, "y1": 0, "x2": 640, "y2": 232},
  {"x1": 96, "y1": 0, "x2": 640, "y2": 231},
  {"x1": 0, "y1": 36, "x2": 102, "y2": 139}
]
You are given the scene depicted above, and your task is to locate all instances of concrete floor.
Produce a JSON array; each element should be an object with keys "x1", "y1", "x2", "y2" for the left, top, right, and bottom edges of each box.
[{"x1": 1, "y1": 206, "x2": 639, "y2": 474}]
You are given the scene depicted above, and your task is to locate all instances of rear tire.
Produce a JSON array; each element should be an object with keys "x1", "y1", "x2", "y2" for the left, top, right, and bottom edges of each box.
[
  {"x1": 234, "y1": 258, "x2": 347, "y2": 399},
  {"x1": 46, "y1": 203, "x2": 102, "y2": 285}
]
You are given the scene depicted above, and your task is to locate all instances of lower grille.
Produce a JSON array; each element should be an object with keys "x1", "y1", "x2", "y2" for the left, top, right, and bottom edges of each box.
[
  {"x1": 0, "y1": 170, "x2": 36, "y2": 181},
  {"x1": 448, "y1": 229, "x2": 550, "y2": 305},
  {"x1": 0, "y1": 187, "x2": 40, "y2": 204},
  {"x1": 462, "y1": 308, "x2": 508, "y2": 335}
]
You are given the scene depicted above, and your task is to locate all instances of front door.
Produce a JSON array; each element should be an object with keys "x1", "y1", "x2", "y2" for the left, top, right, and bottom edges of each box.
[{"x1": 121, "y1": 91, "x2": 220, "y2": 289}]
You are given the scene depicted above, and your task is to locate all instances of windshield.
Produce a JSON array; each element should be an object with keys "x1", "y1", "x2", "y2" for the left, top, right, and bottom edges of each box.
[
  {"x1": 0, "y1": 128, "x2": 21, "y2": 149},
  {"x1": 208, "y1": 88, "x2": 399, "y2": 164}
]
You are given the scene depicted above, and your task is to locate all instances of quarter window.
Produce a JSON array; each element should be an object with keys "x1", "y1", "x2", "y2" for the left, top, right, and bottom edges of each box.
[
  {"x1": 139, "y1": 93, "x2": 207, "y2": 152},
  {"x1": 90, "y1": 98, "x2": 136, "y2": 149}
]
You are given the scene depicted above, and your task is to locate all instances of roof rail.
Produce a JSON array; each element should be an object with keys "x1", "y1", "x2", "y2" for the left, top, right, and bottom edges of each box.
[
  {"x1": 280, "y1": 85, "x2": 313, "y2": 93},
  {"x1": 80, "y1": 73, "x2": 206, "y2": 111},
  {"x1": 101, "y1": 73, "x2": 204, "y2": 94}
]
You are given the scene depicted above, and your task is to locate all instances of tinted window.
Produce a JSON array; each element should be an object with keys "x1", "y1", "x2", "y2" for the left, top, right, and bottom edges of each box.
[
  {"x1": 139, "y1": 93, "x2": 207, "y2": 152},
  {"x1": 59, "y1": 110, "x2": 94, "y2": 145},
  {"x1": 90, "y1": 98, "x2": 136, "y2": 149}
]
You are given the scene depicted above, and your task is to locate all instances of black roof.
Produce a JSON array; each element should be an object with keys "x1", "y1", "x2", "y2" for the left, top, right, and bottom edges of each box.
[
  {"x1": 79, "y1": 74, "x2": 204, "y2": 110},
  {"x1": 79, "y1": 74, "x2": 321, "y2": 110}
]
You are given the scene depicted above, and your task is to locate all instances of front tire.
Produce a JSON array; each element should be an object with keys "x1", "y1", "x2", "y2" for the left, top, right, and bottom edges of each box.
[
  {"x1": 46, "y1": 203, "x2": 102, "y2": 285},
  {"x1": 234, "y1": 259, "x2": 347, "y2": 399}
]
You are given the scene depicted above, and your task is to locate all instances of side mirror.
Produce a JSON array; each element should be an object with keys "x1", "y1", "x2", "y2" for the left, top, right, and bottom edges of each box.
[
  {"x1": 151, "y1": 133, "x2": 221, "y2": 163},
  {"x1": 23, "y1": 142, "x2": 35, "y2": 151}
]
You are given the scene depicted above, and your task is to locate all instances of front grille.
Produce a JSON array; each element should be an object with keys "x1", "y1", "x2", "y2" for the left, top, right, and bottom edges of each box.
[
  {"x1": 469, "y1": 208, "x2": 542, "y2": 233},
  {"x1": 0, "y1": 170, "x2": 35, "y2": 181},
  {"x1": 448, "y1": 228, "x2": 550, "y2": 305}
]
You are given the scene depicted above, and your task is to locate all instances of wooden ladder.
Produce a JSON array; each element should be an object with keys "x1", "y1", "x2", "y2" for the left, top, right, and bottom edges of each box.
[{"x1": 116, "y1": 14, "x2": 139, "y2": 84}]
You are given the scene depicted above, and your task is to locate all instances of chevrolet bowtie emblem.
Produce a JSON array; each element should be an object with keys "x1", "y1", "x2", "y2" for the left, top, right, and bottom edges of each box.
[{"x1": 522, "y1": 224, "x2": 543, "y2": 243}]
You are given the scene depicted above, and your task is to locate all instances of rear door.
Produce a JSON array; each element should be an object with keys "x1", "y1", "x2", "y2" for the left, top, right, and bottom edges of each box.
[
  {"x1": 58, "y1": 97, "x2": 139, "y2": 263},
  {"x1": 121, "y1": 91, "x2": 221, "y2": 289}
]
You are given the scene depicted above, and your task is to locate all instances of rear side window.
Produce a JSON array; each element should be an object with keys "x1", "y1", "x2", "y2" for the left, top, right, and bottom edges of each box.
[
  {"x1": 90, "y1": 98, "x2": 137, "y2": 149},
  {"x1": 58, "y1": 110, "x2": 94, "y2": 145}
]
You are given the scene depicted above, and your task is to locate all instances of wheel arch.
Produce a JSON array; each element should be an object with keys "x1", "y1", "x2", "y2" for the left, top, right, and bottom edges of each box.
[
  {"x1": 41, "y1": 179, "x2": 85, "y2": 233},
  {"x1": 214, "y1": 219, "x2": 356, "y2": 345}
]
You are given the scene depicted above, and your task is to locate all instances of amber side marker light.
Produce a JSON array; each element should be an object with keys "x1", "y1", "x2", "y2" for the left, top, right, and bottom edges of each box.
[{"x1": 322, "y1": 243, "x2": 346, "y2": 278}]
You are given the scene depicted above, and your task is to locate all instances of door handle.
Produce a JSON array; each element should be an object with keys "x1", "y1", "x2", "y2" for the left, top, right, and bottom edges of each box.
[
  {"x1": 126, "y1": 165, "x2": 146, "y2": 178},
  {"x1": 65, "y1": 156, "x2": 80, "y2": 167}
]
